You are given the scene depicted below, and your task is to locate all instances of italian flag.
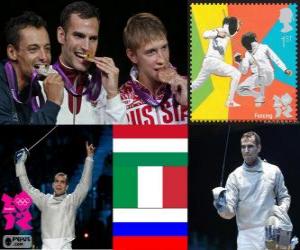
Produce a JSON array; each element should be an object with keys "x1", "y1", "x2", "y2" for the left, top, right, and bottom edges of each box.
[{"x1": 113, "y1": 125, "x2": 188, "y2": 250}]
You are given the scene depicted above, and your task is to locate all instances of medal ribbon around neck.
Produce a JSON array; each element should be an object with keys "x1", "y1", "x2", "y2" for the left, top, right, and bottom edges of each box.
[
  {"x1": 4, "y1": 61, "x2": 44, "y2": 112},
  {"x1": 53, "y1": 61, "x2": 101, "y2": 101},
  {"x1": 129, "y1": 79, "x2": 172, "y2": 107}
]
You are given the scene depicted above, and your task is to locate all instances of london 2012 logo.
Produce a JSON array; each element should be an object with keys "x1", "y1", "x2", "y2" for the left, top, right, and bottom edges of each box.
[
  {"x1": 1, "y1": 191, "x2": 32, "y2": 230},
  {"x1": 1, "y1": 191, "x2": 33, "y2": 248}
]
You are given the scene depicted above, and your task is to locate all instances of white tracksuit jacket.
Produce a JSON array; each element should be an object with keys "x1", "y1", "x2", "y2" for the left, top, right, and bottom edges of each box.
[{"x1": 16, "y1": 157, "x2": 94, "y2": 249}]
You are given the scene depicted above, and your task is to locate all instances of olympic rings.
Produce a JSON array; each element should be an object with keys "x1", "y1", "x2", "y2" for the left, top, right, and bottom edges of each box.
[{"x1": 14, "y1": 198, "x2": 31, "y2": 206}]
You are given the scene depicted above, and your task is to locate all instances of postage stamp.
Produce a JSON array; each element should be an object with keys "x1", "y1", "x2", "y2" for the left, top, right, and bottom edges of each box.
[{"x1": 190, "y1": 3, "x2": 298, "y2": 122}]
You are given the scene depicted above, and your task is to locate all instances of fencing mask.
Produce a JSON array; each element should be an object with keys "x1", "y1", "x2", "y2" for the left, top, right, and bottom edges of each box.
[
  {"x1": 223, "y1": 16, "x2": 239, "y2": 36},
  {"x1": 241, "y1": 32, "x2": 257, "y2": 52},
  {"x1": 265, "y1": 206, "x2": 294, "y2": 250}
]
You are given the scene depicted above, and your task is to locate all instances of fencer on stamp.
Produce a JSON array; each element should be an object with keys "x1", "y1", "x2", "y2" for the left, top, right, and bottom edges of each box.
[{"x1": 190, "y1": 3, "x2": 298, "y2": 122}]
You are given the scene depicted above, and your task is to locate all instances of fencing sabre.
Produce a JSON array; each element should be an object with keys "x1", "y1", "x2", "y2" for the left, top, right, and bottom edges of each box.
[
  {"x1": 25, "y1": 125, "x2": 58, "y2": 153},
  {"x1": 219, "y1": 125, "x2": 231, "y2": 187}
]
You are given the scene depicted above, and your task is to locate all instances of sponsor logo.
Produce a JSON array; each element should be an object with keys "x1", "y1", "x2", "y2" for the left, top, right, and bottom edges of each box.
[{"x1": 3, "y1": 235, "x2": 32, "y2": 248}]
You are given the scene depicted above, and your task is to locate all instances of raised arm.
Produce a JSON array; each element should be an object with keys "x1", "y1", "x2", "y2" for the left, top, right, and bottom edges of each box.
[
  {"x1": 15, "y1": 148, "x2": 46, "y2": 209},
  {"x1": 71, "y1": 142, "x2": 95, "y2": 207},
  {"x1": 203, "y1": 28, "x2": 227, "y2": 39}
]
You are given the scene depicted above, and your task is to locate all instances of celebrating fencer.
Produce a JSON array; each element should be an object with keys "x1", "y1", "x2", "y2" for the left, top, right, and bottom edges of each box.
[
  {"x1": 191, "y1": 16, "x2": 242, "y2": 107},
  {"x1": 212, "y1": 131, "x2": 297, "y2": 250},
  {"x1": 235, "y1": 32, "x2": 292, "y2": 106},
  {"x1": 15, "y1": 142, "x2": 95, "y2": 249}
]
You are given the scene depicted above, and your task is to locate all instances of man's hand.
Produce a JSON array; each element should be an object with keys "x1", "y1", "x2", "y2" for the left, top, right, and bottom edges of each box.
[
  {"x1": 284, "y1": 69, "x2": 292, "y2": 76},
  {"x1": 93, "y1": 57, "x2": 119, "y2": 99},
  {"x1": 15, "y1": 148, "x2": 29, "y2": 164},
  {"x1": 158, "y1": 67, "x2": 188, "y2": 106},
  {"x1": 212, "y1": 187, "x2": 227, "y2": 210},
  {"x1": 43, "y1": 73, "x2": 64, "y2": 106},
  {"x1": 170, "y1": 76, "x2": 188, "y2": 106},
  {"x1": 86, "y1": 142, "x2": 95, "y2": 158}
]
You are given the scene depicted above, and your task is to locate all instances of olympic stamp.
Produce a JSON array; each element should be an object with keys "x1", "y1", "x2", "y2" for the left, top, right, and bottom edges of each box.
[{"x1": 190, "y1": 3, "x2": 298, "y2": 122}]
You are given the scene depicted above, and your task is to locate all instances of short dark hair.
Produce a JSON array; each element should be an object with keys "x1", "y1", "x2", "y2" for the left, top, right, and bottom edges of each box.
[
  {"x1": 5, "y1": 11, "x2": 47, "y2": 48},
  {"x1": 241, "y1": 131, "x2": 261, "y2": 146},
  {"x1": 60, "y1": 1, "x2": 100, "y2": 31},
  {"x1": 54, "y1": 172, "x2": 69, "y2": 185},
  {"x1": 123, "y1": 12, "x2": 167, "y2": 51}
]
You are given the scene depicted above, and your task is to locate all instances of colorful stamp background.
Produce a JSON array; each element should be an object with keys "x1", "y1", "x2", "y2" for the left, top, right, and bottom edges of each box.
[{"x1": 190, "y1": 3, "x2": 298, "y2": 122}]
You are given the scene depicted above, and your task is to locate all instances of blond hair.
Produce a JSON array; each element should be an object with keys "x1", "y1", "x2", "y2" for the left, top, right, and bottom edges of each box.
[{"x1": 123, "y1": 13, "x2": 167, "y2": 51}]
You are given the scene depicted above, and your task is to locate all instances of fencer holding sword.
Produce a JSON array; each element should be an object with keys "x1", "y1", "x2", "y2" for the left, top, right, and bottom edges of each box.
[
  {"x1": 212, "y1": 131, "x2": 298, "y2": 250},
  {"x1": 191, "y1": 16, "x2": 242, "y2": 107},
  {"x1": 14, "y1": 127, "x2": 95, "y2": 249},
  {"x1": 234, "y1": 32, "x2": 292, "y2": 107}
]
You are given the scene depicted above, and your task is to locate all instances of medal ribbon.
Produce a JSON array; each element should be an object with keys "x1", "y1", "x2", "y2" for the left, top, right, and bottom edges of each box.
[
  {"x1": 4, "y1": 61, "x2": 44, "y2": 112},
  {"x1": 52, "y1": 61, "x2": 101, "y2": 101}
]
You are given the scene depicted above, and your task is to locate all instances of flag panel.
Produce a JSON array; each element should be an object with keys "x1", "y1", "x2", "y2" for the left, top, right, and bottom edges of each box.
[
  {"x1": 113, "y1": 165, "x2": 138, "y2": 208},
  {"x1": 113, "y1": 125, "x2": 188, "y2": 138},
  {"x1": 113, "y1": 222, "x2": 187, "y2": 236},
  {"x1": 113, "y1": 208, "x2": 187, "y2": 222},
  {"x1": 138, "y1": 167, "x2": 163, "y2": 208},
  {"x1": 113, "y1": 236, "x2": 188, "y2": 250},
  {"x1": 163, "y1": 167, "x2": 187, "y2": 208}
]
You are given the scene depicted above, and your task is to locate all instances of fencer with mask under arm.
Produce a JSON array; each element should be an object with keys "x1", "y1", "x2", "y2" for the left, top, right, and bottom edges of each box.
[{"x1": 212, "y1": 131, "x2": 292, "y2": 250}]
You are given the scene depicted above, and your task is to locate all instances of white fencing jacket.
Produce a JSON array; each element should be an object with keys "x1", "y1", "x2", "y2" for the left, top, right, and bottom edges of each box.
[
  {"x1": 218, "y1": 158, "x2": 290, "y2": 231},
  {"x1": 203, "y1": 25, "x2": 231, "y2": 61},
  {"x1": 240, "y1": 42, "x2": 287, "y2": 76},
  {"x1": 16, "y1": 157, "x2": 94, "y2": 248}
]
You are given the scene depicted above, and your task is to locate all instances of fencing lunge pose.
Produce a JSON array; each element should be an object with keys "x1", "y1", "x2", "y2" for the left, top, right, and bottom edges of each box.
[
  {"x1": 235, "y1": 32, "x2": 292, "y2": 107},
  {"x1": 15, "y1": 142, "x2": 95, "y2": 249},
  {"x1": 191, "y1": 17, "x2": 241, "y2": 107},
  {"x1": 212, "y1": 131, "x2": 296, "y2": 250}
]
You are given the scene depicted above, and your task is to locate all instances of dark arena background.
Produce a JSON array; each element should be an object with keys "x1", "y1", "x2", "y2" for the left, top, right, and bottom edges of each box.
[
  {"x1": 189, "y1": 124, "x2": 300, "y2": 250},
  {"x1": 0, "y1": 126, "x2": 112, "y2": 249},
  {"x1": 0, "y1": 0, "x2": 187, "y2": 86}
]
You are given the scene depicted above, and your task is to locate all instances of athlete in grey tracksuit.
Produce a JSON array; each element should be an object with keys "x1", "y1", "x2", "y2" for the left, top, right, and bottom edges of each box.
[
  {"x1": 15, "y1": 143, "x2": 95, "y2": 249},
  {"x1": 212, "y1": 131, "x2": 290, "y2": 250}
]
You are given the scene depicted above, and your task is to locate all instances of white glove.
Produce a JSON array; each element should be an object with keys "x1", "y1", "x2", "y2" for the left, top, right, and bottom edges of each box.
[
  {"x1": 15, "y1": 148, "x2": 29, "y2": 164},
  {"x1": 212, "y1": 187, "x2": 227, "y2": 210},
  {"x1": 212, "y1": 187, "x2": 226, "y2": 200}
]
